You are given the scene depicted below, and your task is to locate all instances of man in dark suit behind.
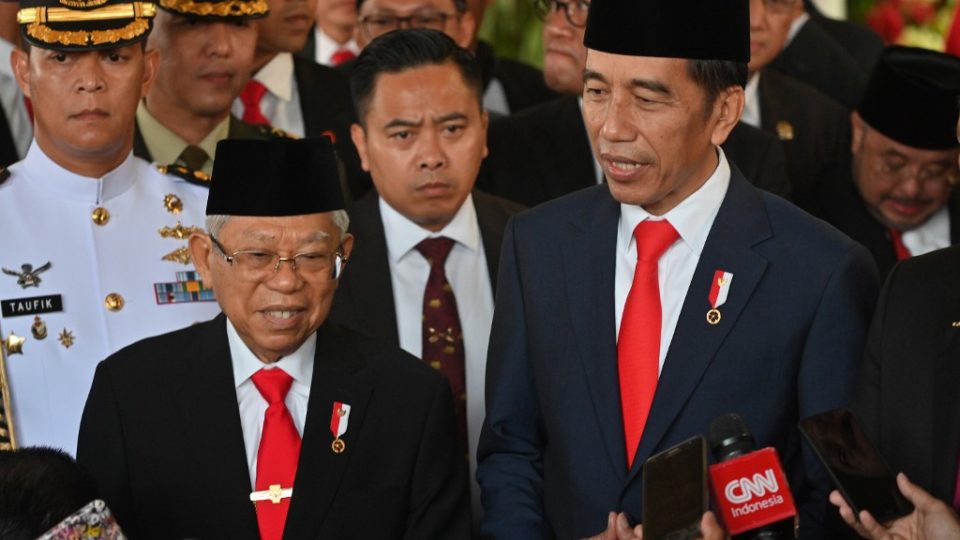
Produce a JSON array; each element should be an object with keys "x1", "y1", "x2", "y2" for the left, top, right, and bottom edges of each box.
[
  {"x1": 77, "y1": 137, "x2": 469, "y2": 539},
  {"x1": 477, "y1": 1, "x2": 878, "y2": 538},
  {"x1": 330, "y1": 29, "x2": 521, "y2": 531},
  {"x1": 477, "y1": 0, "x2": 793, "y2": 209},
  {"x1": 817, "y1": 47, "x2": 960, "y2": 280}
]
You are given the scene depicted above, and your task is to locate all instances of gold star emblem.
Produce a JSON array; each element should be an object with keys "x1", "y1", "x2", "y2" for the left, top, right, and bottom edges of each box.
[
  {"x1": 163, "y1": 194, "x2": 183, "y2": 214},
  {"x1": 4, "y1": 331, "x2": 24, "y2": 355},
  {"x1": 58, "y1": 329, "x2": 75, "y2": 349}
]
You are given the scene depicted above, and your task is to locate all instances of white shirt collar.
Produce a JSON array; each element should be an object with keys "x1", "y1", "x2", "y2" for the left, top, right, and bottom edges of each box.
[
  {"x1": 315, "y1": 27, "x2": 358, "y2": 64},
  {"x1": 786, "y1": 11, "x2": 811, "y2": 46},
  {"x1": 379, "y1": 194, "x2": 481, "y2": 264},
  {"x1": 228, "y1": 317, "x2": 316, "y2": 389},
  {"x1": 19, "y1": 142, "x2": 140, "y2": 203},
  {"x1": 254, "y1": 52, "x2": 295, "y2": 102},
  {"x1": 741, "y1": 72, "x2": 761, "y2": 128},
  {"x1": 619, "y1": 147, "x2": 731, "y2": 255}
]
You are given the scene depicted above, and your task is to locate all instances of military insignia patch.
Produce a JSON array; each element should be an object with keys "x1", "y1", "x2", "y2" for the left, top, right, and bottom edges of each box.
[{"x1": 154, "y1": 271, "x2": 216, "y2": 305}]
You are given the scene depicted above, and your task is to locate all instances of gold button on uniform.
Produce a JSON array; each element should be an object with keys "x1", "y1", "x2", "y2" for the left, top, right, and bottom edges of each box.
[
  {"x1": 91, "y1": 207, "x2": 110, "y2": 226},
  {"x1": 104, "y1": 293, "x2": 125, "y2": 311}
]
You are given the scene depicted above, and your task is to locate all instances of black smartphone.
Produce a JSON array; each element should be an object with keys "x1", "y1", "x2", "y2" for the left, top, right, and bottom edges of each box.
[
  {"x1": 799, "y1": 408, "x2": 914, "y2": 523},
  {"x1": 642, "y1": 435, "x2": 708, "y2": 540}
]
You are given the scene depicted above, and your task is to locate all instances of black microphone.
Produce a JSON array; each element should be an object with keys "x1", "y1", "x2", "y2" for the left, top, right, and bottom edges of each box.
[{"x1": 708, "y1": 414, "x2": 798, "y2": 540}]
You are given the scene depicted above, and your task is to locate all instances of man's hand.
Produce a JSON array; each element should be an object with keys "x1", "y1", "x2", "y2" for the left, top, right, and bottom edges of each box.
[
  {"x1": 829, "y1": 472, "x2": 960, "y2": 540},
  {"x1": 581, "y1": 511, "x2": 727, "y2": 540}
]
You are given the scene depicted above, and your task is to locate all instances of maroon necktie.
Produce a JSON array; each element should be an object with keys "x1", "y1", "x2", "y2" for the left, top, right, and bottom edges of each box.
[
  {"x1": 239, "y1": 80, "x2": 271, "y2": 126},
  {"x1": 888, "y1": 227, "x2": 912, "y2": 261},
  {"x1": 415, "y1": 237, "x2": 467, "y2": 454},
  {"x1": 252, "y1": 368, "x2": 301, "y2": 540},
  {"x1": 330, "y1": 48, "x2": 356, "y2": 66},
  {"x1": 618, "y1": 220, "x2": 678, "y2": 467}
]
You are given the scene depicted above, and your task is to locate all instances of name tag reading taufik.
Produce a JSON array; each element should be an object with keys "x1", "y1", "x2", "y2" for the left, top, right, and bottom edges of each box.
[{"x1": 2, "y1": 295, "x2": 64, "y2": 318}]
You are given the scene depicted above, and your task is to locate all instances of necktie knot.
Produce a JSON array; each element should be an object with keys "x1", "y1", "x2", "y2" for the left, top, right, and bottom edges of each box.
[
  {"x1": 415, "y1": 237, "x2": 455, "y2": 268},
  {"x1": 633, "y1": 220, "x2": 679, "y2": 263},
  {"x1": 175, "y1": 144, "x2": 209, "y2": 172},
  {"x1": 239, "y1": 80, "x2": 271, "y2": 126},
  {"x1": 251, "y1": 368, "x2": 293, "y2": 406},
  {"x1": 330, "y1": 48, "x2": 356, "y2": 66},
  {"x1": 887, "y1": 227, "x2": 912, "y2": 261}
]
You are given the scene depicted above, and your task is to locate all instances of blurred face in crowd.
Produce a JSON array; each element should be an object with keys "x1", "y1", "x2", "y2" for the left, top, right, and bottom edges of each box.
[
  {"x1": 13, "y1": 44, "x2": 158, "y2": 173},
  {"x1": 190, "y1": 213, "x2": 353, "y2": 363},
  {"x1": 582, "y1": 50, "x2": 743, "y2": 214},
  {"x1": 256, "y1": 0, "x2": 318, "y2": 54},
  {"x1": 146, "y1": 11, "x2": 257, "y2": 118},
  {"x1": 464, "y1": 0, "x2": 490, "y2": 45},
  {"x1": 542, "y1": 0, "x2": 588, "y2": 94},
  {"x1": 314, "y1": 0, "x2": 357, "y2": 41},
  {"x1": 351, "y1": 61, "x2": 488, "y2": 231},
  {"x1": 851, "y1": 113, "x2": 959, "y2": 232},
  {"x1": 748, "y1": 0, "x2": 801, "y2": 76},
  {"x1": 355, "y1": 0, "x2": 474, "y2": 49}
]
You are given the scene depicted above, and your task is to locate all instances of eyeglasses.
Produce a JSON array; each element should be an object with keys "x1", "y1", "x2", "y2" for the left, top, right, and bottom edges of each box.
[
  {"x1": 209, "y1": 235, "x2": 347, "y2": 281},
  {"x1": 873, "y1": 156, "x2": 960, "y2": 188},
  {"x1": 761, "y1": 0, "x2": 799, "y2": 15},
  {"x1": 540, "y1": 0, "x2": 589, "y2": 28},
  {"x1": 359, "y1": 11, "x2": 457, "y2": 38}
]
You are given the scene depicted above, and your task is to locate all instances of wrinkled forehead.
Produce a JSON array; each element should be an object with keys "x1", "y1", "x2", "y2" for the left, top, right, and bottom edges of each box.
[
  {"x1": 220, "y1": 214, "x2": 340, "y2": 244},
  {"x1": 360, "y1": 0, "x2": 455, "y2": 14}
]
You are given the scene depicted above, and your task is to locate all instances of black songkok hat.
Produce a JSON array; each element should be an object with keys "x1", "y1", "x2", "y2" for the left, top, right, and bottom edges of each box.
[
  {"x1": 207, "y1": 138, "x2": 346, "y2": 217},
  {"x1": 583, "y1": 0, "x2": 749, "y2": 62},
  {"x1": 18, "y1": 0, "x2": 156, "y2": 50},
  {"x1": 157, "y1": 0, "x2": 267, "y2": 21},
  {"x1": 858, "y1": 46, "x2": 960, "y2": 150}
]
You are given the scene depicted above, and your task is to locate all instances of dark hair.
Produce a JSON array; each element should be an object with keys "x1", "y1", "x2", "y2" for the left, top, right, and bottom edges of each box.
[
  {"x1": 356, "y1": 0, "x2": 467, "y2": 13},
  {"x1": 686, "y1": 59, "x2": 748, "y2": 117},
  {"x1": 0, "y1": 447, "x2": 99, "y2": 540},
  {"x1": 350, "y1": 29, "x2": 483, "y2": 123}
]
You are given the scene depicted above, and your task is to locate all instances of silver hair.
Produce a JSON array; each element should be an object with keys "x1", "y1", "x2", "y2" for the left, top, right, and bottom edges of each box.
[{"x1": 204, "y1": 210, "x2": 350, "y2": 239}]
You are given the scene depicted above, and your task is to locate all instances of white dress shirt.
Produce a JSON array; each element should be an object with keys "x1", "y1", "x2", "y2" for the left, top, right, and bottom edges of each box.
[
  {"x1": 902, "y1": 206, "x2": 951, "y2": 257},
  {"x1": 379, "y1": 194, "x2": 494, "y2": 521},
  {"x1": 0, "y1": 38, "x2": 32, "y2": 158},
  {"x1": 741, "y1": 72, "x2": 761, "y2": 129},
  {"x1": 313, "y1": 27, "x2": 358, "y2": 67},
  {"x1": 614, "y1": 148, "x2": 731, "y2": 373},
  {"x1": 230, "y1": 319, "x2": 315, "y2": 487},
  {"x1": 232, "y1": 53, "x2": 305, "y2": 137}
]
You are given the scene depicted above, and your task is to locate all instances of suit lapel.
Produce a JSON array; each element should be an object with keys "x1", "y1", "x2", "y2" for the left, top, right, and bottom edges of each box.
[
  {"x1": 627, "y1": 172, "x2": 772, "y2": 483},
  {"x1": 173, "y1": 315, "x2": 259, "y2": 539},
  {"x1": 562, "y1": 186, "x2": 627, "y2": 477},
  {"x1": 931, "y1": 323, "x2": 960, "y2": 501},
  {"x1": 474, "y1": 190, "x2": 507, "y2": 292},
  {"x1": 283, "y1": 324, "x2": 372, "y2": 539}
]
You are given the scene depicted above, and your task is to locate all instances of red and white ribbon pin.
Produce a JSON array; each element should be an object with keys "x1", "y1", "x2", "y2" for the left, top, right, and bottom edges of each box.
[
  {"x1": 330, "y1": 401, "x2": 351, "y2": 453},
  {"x1": 706, "y1": 270, "x2": 733, "y2": 325}
]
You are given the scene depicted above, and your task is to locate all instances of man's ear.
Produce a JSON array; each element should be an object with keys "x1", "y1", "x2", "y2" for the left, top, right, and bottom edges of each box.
[
  {"x1": 850, "y1": 111, "x2": 864, "y2": 154},
  {"x1": 350, "y1": 123, "x2": 370, "y2": 172},
  {"x1": 189, "y1": 233, "x2": 215, "y2": 286},
  {"x1": 709, "y1": 86, "x2": 745, "y2": 147},
  {"x1": 11, "y1": 48, "x2": 30, "y2": 99},
  {"x1": 141, "y1": 47, "x2": 160, "y2": 99}
]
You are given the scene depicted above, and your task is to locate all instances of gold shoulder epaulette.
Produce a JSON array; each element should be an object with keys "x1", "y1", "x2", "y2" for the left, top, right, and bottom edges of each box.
[
  {"x1": 156, "y1": 163, "x2": 211, "y2": 188},
  {"x1": 254, "y1": 124, "x2": 299, "y2": 140}
]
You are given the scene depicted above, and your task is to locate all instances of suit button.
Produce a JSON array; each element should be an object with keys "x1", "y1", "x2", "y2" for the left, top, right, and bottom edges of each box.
[
  {"x1": 104, "y1": 293, "x2": 124, "y2": 312},
  {"x1": 91, "y1": 207, "x2": 110, "y2": 226}
]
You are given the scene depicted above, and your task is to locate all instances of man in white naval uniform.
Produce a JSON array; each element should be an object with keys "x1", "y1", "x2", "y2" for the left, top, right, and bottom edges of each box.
[{"x1": 0, "y1": 0, "x2": 221, "y2": 455}]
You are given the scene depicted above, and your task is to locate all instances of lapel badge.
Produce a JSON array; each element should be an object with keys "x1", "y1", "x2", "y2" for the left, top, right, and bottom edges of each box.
[
  {"x1": 58, "y1": 329, "x2": 74, "y2": 349},
  {"x1": 249, "y1": 484, "x2": 293, "y2": 505},
  {"x1": 3, "y1": 331, "x2": 24, "y2": 355},
  {"x1": 161, "y1": 247, "x2": 192, "y2": 265},
  {"x1": 706, "y1": 270, "x2": 733, "y2": 325},
  {"x1": 952, "y1": 321, "x2": 960, "y2": 328},
  {"x1": 163, "y1": 194, "x2": 183, "y2": 215},
  {"x1": 158, "y1": 222, "x2": 202, "y2": 240},
  {"x1": 2, "y1": 262, "x2": 51, "y2": 289},
  {"x1": 31, "y1": 316, "x2": 47, "y2": 340},
  {"x1": 330, "y1": 401, "x2": 351, "y2": 454},
  {"x1": 776, "y1": 120, "x2": 794, "y2": 141}
]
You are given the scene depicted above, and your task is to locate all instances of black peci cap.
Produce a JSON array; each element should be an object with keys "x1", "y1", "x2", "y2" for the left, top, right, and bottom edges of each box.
[
  {"x1": 207, "y1": 138, "x2": 346, "y2": 217},
  {"x1": 18, "y1": 0, "x2": 156, "y2": 50},
  {"x1": 583, "y1": 0, "x2": 750, "y2": 63},
  {"x1": 858, "y1": 46, "x2": 960, "y2": 150}
]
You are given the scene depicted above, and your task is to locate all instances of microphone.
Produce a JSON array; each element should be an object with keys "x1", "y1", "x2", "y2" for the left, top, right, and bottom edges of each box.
[{"x1": 707, "y1": 414, "x2": 798, "y2": 540}]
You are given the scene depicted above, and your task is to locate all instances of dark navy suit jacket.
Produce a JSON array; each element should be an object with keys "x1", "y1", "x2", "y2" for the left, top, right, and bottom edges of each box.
[{"x1": 477, "y1": 168, "x2": 880, "y2": 539}]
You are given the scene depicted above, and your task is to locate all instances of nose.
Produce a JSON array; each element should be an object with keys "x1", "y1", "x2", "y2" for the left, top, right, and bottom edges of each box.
[
  {"x1": 76, "y1": 53, "x2": 105, "y2": 93},
  {"x1": 598, "y1": 91, "x2": 636, "y2": 143},
  {"x1": 749, "y1": 0, "x2": 766, "y2": 29},
  {"x1": 205, "y1": 22, "x2": 234, "y2": 56},
  {"x1": 417, "y1": 129, "x2": 446, "y2": 172},
  {"x1": 544, "y1": 2, "x2": 571, "y2": 34},
  {"x1": 264, "y1": 256, "x2": 303, "y2": 291}
]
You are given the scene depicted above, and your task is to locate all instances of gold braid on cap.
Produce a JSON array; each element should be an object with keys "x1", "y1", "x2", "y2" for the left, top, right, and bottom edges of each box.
[
  {"x1": 157, "y1": 0, "x2": 267, "y2": 17},
  {"x1": 24, "y1": 17, "x2": 150, "y2": 46},
  {"x1": 18, "y1": 2, "x2": 155, "y2": 47}
]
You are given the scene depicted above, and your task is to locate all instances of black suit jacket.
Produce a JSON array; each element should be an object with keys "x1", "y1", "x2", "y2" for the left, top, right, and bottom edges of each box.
[
  {"x1": 757, "y1": 68, "x2": 851, "y2": 213},
  {"x1": 803, "y1": 0, "x2": 883, "y2": 71},
  {"x1": 477, "y1": 95, "x2": 792, "y2": 207},
  {"x1": 328, "y1": 189, "x2": 523, "y2": 344},
  {"x1": 816, "y1": 165, "x2": 960, "y2": 280},
  {"x1": 77, "y1": 315, "x2": 471, "y2": 539},
  {"x1": 770, "y1": 17, "x2": 868, "y2": 110},
  {"x1": 133, "y1": 114, "x2": 269, "y2": 164},
  {"x1": 474, "y1": 40, "x2": 558, "y2": 114},
  {"x1": 854, "y1": 245, "x2": 960, "y2": 504},
  {"x1": 292, "y1": 56, "x2": 372, "y2": 203}
]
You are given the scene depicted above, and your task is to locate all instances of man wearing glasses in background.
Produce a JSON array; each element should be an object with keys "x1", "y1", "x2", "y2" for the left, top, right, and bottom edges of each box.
[
  {"x1": 818, "y1": 46, "x2": 960, "y2": 280},
  {"x1": 78, "y1": 137, "x2": 470, "y2": 539},
  {"x1": 352, "y1": 0, "x2": 555, "y2": 116}
]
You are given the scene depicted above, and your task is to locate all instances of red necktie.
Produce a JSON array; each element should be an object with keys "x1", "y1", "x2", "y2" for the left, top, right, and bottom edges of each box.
[
  {"x1": 252, "y1": 368, "x2": 301, "y2": 540},
  {"x1": 618, "y1": 220, "x2": 679, "y2": 467},
  {"x1": 888, "y1": 227, "x2": 912, "y2": 261},
  {"x1": 239, "y1": 80, "x2": 271, "y2": 126},
  {"x1": 330, "y1": 48, "x2": 356, "y2": 66},
  {"x1": 416, "y1": 237, "x2": 468, "y2": 456}
]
